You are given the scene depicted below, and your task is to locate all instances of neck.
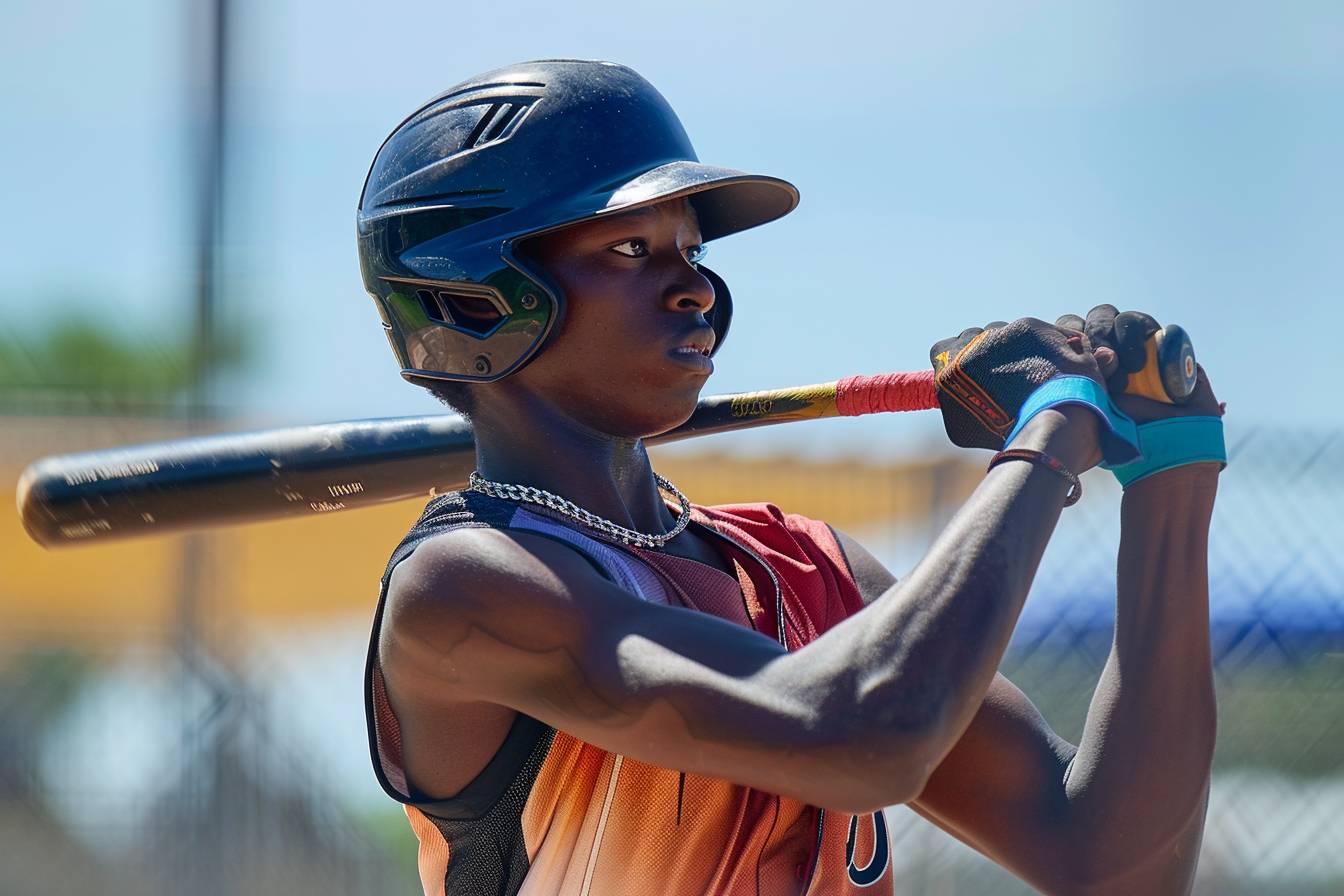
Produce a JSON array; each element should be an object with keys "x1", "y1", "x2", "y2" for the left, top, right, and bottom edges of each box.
[{"x1": 468, "y1": 392, "x2": 677, "y2": 534}]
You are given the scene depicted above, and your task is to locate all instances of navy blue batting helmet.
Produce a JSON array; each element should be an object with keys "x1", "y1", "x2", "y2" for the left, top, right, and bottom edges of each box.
[{"x1": 358, "y1": 59, "x2": 799, "y2": 384}]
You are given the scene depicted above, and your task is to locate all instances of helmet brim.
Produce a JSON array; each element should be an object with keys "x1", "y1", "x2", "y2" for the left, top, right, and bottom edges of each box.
[{"x1": 595, "y1": 162, "x2": 800, "y2": 242}]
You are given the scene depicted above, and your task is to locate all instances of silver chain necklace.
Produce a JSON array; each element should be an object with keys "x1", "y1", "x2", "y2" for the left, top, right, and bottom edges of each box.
[{"x1": 466, "y1": 470, "x2": 692, "y2": 550}]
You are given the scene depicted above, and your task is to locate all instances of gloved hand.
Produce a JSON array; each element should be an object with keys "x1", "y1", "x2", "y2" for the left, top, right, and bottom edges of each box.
[
  {"x1": 1056, "y1": 306, "x2": 1225, "y2": 485},
  {"x1": 1056, "y1": 306, "x2": 1223, "y2": 425},
  {"x1": 929, "y1": 318, "x2": 1108, "y2": 452}
]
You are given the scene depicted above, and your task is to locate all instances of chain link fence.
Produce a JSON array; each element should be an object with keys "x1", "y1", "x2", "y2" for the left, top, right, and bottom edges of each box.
[{"x1": 2, "y1": 424, "x2": 1339, "y2": 894}]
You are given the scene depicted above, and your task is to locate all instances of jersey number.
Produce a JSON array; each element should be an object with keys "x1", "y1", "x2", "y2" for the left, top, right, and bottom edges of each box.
[{"x1": 845, "y1": 811, "x2": 890, "y2": 887}]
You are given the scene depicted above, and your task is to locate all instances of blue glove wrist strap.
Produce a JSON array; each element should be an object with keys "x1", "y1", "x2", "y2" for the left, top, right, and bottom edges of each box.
[
  {"x1": 1004, "y1": 376, "x2": 1142, "y2": 466},
  {"x1": 1103, "y1": 416, "x2": 1227, "y2": 488}
]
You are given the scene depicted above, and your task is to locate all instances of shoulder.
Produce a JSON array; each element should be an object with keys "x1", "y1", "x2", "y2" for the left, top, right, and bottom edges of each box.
[{"x1": 383, "y1": 524, "x2": 617, "y2": 659}]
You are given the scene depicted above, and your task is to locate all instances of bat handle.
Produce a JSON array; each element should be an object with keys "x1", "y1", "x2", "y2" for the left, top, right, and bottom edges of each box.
[
  {"x1": 835, "y1": 370, "x2": 938, "y2": 415},
  {"x1": 1122, "y1": 324, "x2": 1199, "y2": 405}
]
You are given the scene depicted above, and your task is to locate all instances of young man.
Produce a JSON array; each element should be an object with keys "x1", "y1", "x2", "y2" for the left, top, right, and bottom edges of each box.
[{"x1": 358, "y1": 60, "x2": 1224, "y2": 895}]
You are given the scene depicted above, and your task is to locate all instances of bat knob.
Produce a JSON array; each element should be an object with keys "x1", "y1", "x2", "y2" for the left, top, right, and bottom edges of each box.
[
  {"x1": 1157, "y1": 324, "x2": 1198, "y2": 403},
  {"x1": 1123, "y1": 324, "x2": 1198, "y2": 405}
]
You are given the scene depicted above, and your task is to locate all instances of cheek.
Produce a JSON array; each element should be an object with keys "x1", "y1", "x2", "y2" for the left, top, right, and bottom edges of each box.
[{"x1": 549, "y1": 276, "x2": 651, "y2": 354}]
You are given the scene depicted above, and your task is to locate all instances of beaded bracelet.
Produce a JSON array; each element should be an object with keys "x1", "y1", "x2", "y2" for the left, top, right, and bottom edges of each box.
[{"x1": 988, "y1": 448, "x2": 1083, "y2": 506}]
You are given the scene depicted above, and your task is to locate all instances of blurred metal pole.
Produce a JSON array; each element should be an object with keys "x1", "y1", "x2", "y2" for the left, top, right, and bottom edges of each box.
[
  {"x1": 180, "y1": 0, "x2": 229, "y2": 657},
  {"x1": 190, "y1": 0, "x2": 227, "y2": 420},
  {"x1": 174, "y1": 0, "x2": 231, "y2": 894}
]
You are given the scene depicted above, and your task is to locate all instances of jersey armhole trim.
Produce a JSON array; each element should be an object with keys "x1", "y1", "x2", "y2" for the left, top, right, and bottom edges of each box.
[{"x1": 363, "y1": 518, "x2": 618, "y2": 817}]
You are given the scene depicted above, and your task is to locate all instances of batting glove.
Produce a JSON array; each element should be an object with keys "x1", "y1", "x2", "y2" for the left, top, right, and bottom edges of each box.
[{"x1": 930, "y1": 318, "x2": 1141, "y2": 462}]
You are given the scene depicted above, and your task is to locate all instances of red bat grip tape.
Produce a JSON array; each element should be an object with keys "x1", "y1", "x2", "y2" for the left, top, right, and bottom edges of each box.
[{"x1": 835, "y1": 370, "x2": 938, "y2": 416}]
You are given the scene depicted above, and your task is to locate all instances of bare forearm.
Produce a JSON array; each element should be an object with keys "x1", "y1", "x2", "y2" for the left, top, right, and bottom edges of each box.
[
  {"x1": 806, "y1": 410, "x2": 1099, "y2": 792},
  {"x1": 1064, "y1": 465, "x2": 1219, "y2": 886}
]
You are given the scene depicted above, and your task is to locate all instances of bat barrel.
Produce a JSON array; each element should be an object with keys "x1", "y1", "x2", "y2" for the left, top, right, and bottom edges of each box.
[{"x1": 18, "y1": 415, "x2": 477, "y2": 547}]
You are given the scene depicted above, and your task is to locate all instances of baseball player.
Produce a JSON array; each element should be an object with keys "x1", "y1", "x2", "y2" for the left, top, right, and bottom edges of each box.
[{"x1": 357, "y1": 60, "x2": 1225, "y2": 895}]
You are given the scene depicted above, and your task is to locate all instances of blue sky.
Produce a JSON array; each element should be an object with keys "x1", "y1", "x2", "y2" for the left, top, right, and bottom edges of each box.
[{"x1": 2, "y1": 0, "x2": 1341, "y2": 452}]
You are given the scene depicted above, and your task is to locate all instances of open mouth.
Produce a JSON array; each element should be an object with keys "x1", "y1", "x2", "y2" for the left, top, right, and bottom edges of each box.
[{"x1": 667, "y1": 341, "x2": 714, "y2": 374}]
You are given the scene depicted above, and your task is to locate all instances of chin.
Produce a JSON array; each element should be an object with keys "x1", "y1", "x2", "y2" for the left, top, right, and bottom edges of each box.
[
  {"x1": 647, "y1": 394, "x2": 706, "y2": 439},
  {"x1": 598, "y1": 382, "x2": 706, "y2": 441}
]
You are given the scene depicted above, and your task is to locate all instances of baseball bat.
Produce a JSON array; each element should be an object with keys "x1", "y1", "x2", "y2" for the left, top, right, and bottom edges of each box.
[
  {"x1": 16, "y1": 327, "x2": 1197, "y2": 548},
  {"x1": 16, "y1": 371, "x2": 934, "y2": 548}
]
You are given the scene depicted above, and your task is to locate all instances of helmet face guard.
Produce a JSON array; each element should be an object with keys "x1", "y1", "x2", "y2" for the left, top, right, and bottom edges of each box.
[{"x1": 357, "y1": 60, "x2": 797, "y2": 384}]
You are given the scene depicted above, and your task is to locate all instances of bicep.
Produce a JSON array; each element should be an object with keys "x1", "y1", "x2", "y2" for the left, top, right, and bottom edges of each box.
[
  {"x1": 909, "y1": 673, "x2": 1081, "y2": 891},
  {"x1": 381, "y1": 528, "x2": 879, "y2": 808}
]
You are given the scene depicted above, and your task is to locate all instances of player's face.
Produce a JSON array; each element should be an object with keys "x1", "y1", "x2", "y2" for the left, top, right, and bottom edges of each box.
[{"x1": 513, "y1": 199, "x2": 718, "y2": 438}]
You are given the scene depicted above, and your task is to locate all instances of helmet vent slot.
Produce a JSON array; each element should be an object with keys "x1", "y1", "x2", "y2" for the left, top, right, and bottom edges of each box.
[
  {"x1": 466, "y1": 102, "x2": 530, "y2": 149},
  {"x1": 415, "y1": 289, "x2": 448, "y2": 324},
  {"x1": 437, "y1": 291, "x2": 505, "y2": 335}
]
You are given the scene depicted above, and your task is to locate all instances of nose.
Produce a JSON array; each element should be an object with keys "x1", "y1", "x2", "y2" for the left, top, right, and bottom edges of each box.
[{"x1": 662, "y1": 261, "x2": 716, "y2": 316}]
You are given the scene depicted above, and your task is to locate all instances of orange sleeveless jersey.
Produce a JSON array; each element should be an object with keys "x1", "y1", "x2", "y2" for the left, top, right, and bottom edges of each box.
[{"x1": 365, "y1": 492, "x2": 895, "y2": 895}]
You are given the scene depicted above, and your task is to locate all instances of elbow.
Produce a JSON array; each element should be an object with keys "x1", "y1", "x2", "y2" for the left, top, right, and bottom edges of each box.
[
  {"x1": 867, "y1": 727, "x2": 943, "y2": 808},
  {"x1": 826, "y1": 762, "x2": 931, "y2": 816},
  {"x1": 807, "y1": 706, "x2": 944, "y2": 813},
  {"x1": 863, "y1": 692, "x2": 962, "y2": 803},
  {"x1": 807, "y1": 770, "x2": 929, "y2": 817},
  {"x1": 784, "y1": 657, "x2": 956, "y2": 812}
]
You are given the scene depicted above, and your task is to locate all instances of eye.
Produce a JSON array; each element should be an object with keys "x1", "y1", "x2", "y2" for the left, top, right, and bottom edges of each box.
[
  {"x1": 683, "y1": 244, "x2": 708, "y2": 266},
  {"x1": 609, "y1": 239, "x2": 649, "y2": 258}
]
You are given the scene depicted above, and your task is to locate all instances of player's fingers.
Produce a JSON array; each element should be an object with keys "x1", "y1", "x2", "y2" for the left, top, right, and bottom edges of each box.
[
  {"x1": 983, "y1": 321, "x2": 1009, "y2": 331},
  {"x1": 958, "y1": 326, "x2": 985, "y2": 339},
  {"x1": 1084, "y1": 304, "x2": 1119, "y2": 349},
  {"x1": 1113, "y1": 311, "x2": 1161, "y2": 373},
  {"x1": 1093, "y1": 345, "x2": 1119, "y2": 378},
  {"x1": 1061, "y1": 329, "x2": 1088, "y2": 354},
  {"x1": 1044, "y1": 316, "x2": 1092, "y2": 362}
]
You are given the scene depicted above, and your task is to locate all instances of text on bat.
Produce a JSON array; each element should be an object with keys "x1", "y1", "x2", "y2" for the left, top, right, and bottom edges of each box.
[
  {"x1": 64, "y1": 459, "x2": 161, "y2": 486},
  {"x1": 60, "y1": 519, "x2": 112, "y2": 539},
  {"x1": 730, "y1": 397, "x2": 774, "y2": 418}
]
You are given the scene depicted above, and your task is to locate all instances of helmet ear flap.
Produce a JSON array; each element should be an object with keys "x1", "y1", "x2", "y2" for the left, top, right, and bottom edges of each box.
[{"x1": 699, "y1": 264, "x2": 733, "y2": 357}]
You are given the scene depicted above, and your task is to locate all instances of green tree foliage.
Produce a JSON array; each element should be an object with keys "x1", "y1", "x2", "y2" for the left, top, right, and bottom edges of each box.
[{"x1": 0, "y1": 314, "x2": 249, "y2": 414}]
